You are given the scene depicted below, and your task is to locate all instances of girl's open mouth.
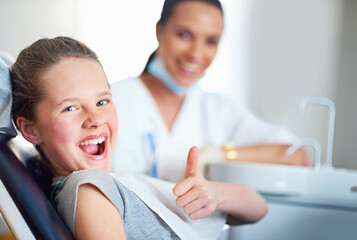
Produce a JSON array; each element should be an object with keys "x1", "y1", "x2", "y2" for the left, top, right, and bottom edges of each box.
[{"x1": 78, "y1": 136, "x2": 106, "y2": 156}]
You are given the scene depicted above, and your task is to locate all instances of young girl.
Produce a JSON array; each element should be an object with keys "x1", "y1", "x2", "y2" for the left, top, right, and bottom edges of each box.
[{"x1": 10, "y1": 36, "x2": 267, "y2": 239}]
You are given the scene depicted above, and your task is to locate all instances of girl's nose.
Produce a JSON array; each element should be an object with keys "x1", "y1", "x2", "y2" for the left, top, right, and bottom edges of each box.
[{"x1": 83, "y1": 110, "x2": 106, "y2": 129}]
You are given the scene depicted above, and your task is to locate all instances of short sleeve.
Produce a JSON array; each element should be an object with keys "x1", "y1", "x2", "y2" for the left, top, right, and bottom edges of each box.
[{"x1": 53, "y1": 169, "x2": 124, "y2": 235}]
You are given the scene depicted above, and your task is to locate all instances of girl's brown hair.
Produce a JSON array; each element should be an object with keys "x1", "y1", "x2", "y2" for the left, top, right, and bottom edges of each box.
[{"x1": 11, "y1": 36, "x2": 100, "y2": 125}]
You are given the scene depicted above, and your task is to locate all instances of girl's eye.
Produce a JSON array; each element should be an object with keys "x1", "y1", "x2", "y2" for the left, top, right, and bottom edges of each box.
[
  {"x1": 64, "y1": 106, "x2": 77, "y2": 112},
  {"x1": 97, "y1": 99, "x2": 108, "y2": 106},
  {"x1": 178, "y1": 31, "x2": 191, "y2": 39}
]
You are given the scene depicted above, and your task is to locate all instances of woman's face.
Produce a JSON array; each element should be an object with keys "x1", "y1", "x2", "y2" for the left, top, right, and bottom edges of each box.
[
  {"x1": 33, "y1": 58, "x2": 118, "y2": 176},
  {"x1": 157, "y1": 1, "x2": 223, "y2": 87}
]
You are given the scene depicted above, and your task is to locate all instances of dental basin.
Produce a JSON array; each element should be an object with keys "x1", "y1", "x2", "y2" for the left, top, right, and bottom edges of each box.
[
  {"x1": 206, "y1": 162, "x2": 357, "y2": 240},
  {"x1": 207, "y1": 162, "x2": 357, "y2": 209},
  {"x1": 207, "y1": 162, "x2": 309, "y2": 197}
]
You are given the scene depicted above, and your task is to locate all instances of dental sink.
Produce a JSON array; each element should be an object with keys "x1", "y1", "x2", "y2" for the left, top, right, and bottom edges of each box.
[
  {"x1": 207, "y1": 162, "x2": 357, "y2": 209},
  {"x1": 206, "y1": 162, "x2": 357, "y2": 240},
  {"x1": 304, "y1": 167, "x2": 357, "y2": 208},
  {"x1": 207, "y1": 162, "x2": 309, "y2": 197}
]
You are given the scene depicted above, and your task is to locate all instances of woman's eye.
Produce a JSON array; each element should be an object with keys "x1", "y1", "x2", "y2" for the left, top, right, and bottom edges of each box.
[
  {"x1": 97, "y1": 99, "x2": 108, "y2": 106},
  {"x1": 207, "y1": 38, "x2": 219, "y2": 46},
  {"x1": 64, "y1": 106, "x2": 77, "y2": 112}
]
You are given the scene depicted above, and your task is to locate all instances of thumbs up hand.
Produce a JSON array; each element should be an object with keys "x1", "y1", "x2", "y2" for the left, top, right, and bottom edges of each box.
[
  {"x1": 184, "y1": 145, "x2": 199, "y2": 179},
  {"x1": 173, "y1": 146, "x2": 219, "y2": 220}
]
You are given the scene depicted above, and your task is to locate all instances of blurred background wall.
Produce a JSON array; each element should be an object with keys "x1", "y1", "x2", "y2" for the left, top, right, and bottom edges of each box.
[{"x1": 0, "y1": 0, "x2": 356, "y2": 170}]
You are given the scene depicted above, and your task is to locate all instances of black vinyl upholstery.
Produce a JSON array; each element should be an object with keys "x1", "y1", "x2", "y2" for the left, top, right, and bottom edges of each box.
[{"x1": 0, "y1": 135, "x2": 73, "y2": 240}]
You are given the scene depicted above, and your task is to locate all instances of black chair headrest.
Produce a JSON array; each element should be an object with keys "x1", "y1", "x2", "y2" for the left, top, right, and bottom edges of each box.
[{"x1": 0, "y1": 137, "x2": 73, "y2": 239}]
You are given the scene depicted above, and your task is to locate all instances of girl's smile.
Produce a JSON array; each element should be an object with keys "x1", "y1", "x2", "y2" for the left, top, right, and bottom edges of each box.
[{"x1": 78, "y1": 134, "x2": 108, "y2": 159}]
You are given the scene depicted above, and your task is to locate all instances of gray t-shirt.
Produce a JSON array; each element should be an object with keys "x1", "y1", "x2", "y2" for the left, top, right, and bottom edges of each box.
[{"x1": 52, "y1": 169, "x2": 179, "y2": 239}]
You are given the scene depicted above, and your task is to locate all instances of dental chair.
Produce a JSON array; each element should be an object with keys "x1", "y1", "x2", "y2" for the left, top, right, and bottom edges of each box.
[
  {"x1": 0, "y1": 52, "x2": 72, "y2": 240},
  {"x1": 0, "y1": 134, "x2": 73, "y2": 240}
]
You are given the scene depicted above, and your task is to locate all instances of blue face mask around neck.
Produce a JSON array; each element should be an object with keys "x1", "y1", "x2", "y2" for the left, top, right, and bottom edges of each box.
[{"x1": 147, "y1": 56, "x2": 189, "y2": 96}]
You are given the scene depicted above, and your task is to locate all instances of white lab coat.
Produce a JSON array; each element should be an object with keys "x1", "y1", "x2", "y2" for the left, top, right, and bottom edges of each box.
[{"x1": 111, "y1": 77, "x2": 296, "y2": 182}]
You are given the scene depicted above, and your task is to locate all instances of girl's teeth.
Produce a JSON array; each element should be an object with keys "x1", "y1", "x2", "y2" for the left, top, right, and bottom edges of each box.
[{"x1": 80, "y1": 137, "x2": 105, "y2": 146}]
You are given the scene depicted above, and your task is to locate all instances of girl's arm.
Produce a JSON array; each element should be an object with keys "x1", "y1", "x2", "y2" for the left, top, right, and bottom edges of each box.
[
  {"x1": 211, "y1": 181, "x2": 268, "y2": 225},
  {"x1": 174, "y1": 147, "x2": 268, "y2": 224},
  {"x1": 75, "y1": 184, "x2": 126, "y2": 239}
]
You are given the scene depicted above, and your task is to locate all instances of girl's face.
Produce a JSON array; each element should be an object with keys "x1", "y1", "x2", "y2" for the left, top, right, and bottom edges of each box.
[
  {"x1": 157, "y1": 1, "x2": 223, "y2": 87},
  {"x1": 32, "y1": 58, "x2": 118, "y2": 176}
]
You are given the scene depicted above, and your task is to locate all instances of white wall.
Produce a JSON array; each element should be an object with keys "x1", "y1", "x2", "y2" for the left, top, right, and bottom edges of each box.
[
  {"x1": 333, "y1": 0, "x2": 357, "y2": 170},
  {"x1": 241, "y1": 0, "x2": 351, "y2": 168},
  {"x1": 0, "y1": 0, "x2": 80, "y2": 57},
  {"x1": 76, "y1": 0, "x2": 163, "y2": 84}
]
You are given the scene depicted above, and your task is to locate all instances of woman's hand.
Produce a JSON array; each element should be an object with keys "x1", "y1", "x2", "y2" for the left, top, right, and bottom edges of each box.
[{"x1": 173, "y1": 146, "x2": 219, "y2": 220}]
